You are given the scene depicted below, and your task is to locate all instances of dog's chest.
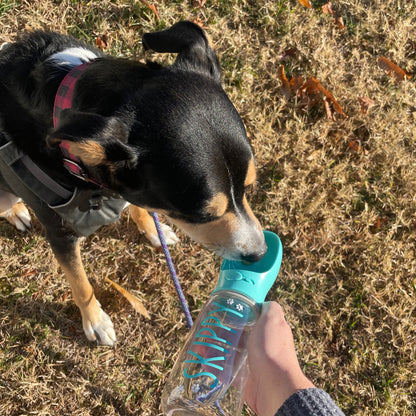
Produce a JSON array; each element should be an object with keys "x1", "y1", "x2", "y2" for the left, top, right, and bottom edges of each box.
[{"x1": 47, "y1": 47, "x2": 99, "y2": 67}]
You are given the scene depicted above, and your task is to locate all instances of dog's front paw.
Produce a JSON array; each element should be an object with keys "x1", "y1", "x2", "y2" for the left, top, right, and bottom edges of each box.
[
  {"x1": 0, "y1": 202, "x2": 31, "y2": 231},
  {"x1": 149, "y1": 222, "x2": 179, "y2": 247},
  {"x1": 128, "y1": 206, "x2": 179, "y2": 247},
  {"x1": 82, "y1": 308, "x2": 117, "y2": 346}
]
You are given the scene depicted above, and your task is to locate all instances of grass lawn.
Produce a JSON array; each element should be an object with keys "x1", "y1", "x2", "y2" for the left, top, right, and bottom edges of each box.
[{"x1": 0, "y1": 1, "x2": 415, "y2": 415}]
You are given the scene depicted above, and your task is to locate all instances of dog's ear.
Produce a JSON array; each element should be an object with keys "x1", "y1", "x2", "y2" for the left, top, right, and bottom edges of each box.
[
  {"x1": 142, "y1": 21, "x2": 221, "y2": 82},
  {"x1": 47, "y1": 110, "x2": 138, "y2": 169}
]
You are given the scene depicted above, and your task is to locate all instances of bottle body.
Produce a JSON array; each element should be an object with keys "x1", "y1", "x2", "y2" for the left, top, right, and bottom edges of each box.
[{"x1": 162, "y1": 290, "x2": 261, "y2": 416}]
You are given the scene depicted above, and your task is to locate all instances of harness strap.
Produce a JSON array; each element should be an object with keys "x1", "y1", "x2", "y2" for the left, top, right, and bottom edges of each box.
[{"x1": 0, "y1": 133, "x2": 72, "y2": 205}]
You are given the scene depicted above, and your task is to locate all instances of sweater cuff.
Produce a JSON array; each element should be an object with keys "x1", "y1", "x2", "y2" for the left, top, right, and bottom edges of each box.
[{"x1": 275, "y1": 388, "x2": 345, "y2": 416}]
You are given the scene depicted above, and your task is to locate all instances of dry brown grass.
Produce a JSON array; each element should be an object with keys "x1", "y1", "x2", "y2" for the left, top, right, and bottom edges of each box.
[{"x1": 1, "y1": 1, "x2": 415, "y2": 415}]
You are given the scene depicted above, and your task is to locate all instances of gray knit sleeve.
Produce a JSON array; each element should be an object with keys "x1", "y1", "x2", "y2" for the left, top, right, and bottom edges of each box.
[{"x1": 275, "y1": 388, "x2": 345, "y2": 416}]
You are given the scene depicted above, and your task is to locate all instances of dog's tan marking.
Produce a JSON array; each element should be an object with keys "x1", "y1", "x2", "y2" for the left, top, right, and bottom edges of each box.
[
  {"x1": 67, "y1": 141, "x2": 106, "y2": 166},
  {"x1": 55, "y1": 240, "x2": 98, "y2": 312},
  {"x1": 205, "y1": 33, "x2": 214, "y2": 49},
  {"x1": 129, "y1": 205, "x2": 158, "y2": 242},
  {"x1": 0, "y1": 193, "x2": 31, "y2": 231},
  {"x1": 205, "y1": 192, "x2": 228, "y2": 217},
  {"x1": 245, "y1": 158, "x2": 257, "y2": 187},
  {"x1": 53, "y1": 240, "x2": 116, "y2": 345},
  {"x1": 171, "y1": 211, "x2": 239, "y2": 248},
  {"x1": 5, "y1": 202, "x2": 31, "y2": 231},
  {"x1": 243, "y1": 196, "x2": 262, "y2": 231},
  {"x1": 129, "y1": 205, "x2": 179, "y2": 246}
]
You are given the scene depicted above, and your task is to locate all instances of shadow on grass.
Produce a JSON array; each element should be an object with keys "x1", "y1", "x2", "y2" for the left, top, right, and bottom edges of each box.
[
  {"x1": 1, "y1": 294, "x2": 90, "y2": 347},
  {"x1": 0, "y1": 295, "x2": 140, "y2": 416},
  {"x1": 86, "y1": 385, "x2": 138, "y2": 416}
]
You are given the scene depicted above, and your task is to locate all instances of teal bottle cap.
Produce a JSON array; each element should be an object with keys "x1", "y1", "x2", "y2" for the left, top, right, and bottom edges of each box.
[{"x1": 213, "y1": 231, "x2": 283, "y2": 303}]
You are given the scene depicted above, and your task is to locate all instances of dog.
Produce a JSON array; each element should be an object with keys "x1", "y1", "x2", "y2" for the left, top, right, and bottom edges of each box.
[{"x1": 0, "y1": 21, "x2": 266, "y2": 346}]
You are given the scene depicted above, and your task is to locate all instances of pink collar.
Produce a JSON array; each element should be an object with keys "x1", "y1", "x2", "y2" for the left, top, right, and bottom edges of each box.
[
  {"x1": 53, "y1": 63, "x2": 107, "y2": 188},
  {"x1": 53, "y1": 62, "x2": 91, "y2": 128}
]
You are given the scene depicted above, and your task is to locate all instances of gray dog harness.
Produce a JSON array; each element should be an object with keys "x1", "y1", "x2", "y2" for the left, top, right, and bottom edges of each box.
[{"x1": 0, "y1": 62, "x2": 126, "y2": 236}]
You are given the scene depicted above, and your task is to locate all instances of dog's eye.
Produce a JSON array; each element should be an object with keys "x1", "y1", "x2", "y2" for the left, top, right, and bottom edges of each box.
[{"x1": 167, "y1": 211, "x2": 216, "y2": 224}]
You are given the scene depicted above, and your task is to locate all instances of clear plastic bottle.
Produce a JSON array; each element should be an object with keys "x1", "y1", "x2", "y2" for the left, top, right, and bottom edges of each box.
[{"x1": 161, "y1": 231, "x2": 283, "y2": 416}]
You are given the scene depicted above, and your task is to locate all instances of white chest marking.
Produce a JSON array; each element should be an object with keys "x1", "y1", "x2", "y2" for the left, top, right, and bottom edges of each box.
[{"x1": 47, "y1": 47, "x2": 98, "y2": 67}]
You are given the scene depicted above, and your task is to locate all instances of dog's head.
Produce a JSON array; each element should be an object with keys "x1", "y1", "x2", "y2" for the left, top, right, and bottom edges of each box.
[{"x1": 48, "y1": 21, "x2": 267, "y2": 262}]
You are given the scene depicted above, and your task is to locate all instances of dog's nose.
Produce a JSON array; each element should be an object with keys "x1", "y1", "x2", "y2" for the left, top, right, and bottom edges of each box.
[{"x1": 241, "y1": 248, "x2": 266, "y2": 264}]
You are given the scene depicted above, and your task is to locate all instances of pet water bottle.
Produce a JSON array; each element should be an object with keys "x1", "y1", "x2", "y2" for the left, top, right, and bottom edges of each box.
[{"x1": 161, "y1": 230, "x2": 282, "y2": 416}]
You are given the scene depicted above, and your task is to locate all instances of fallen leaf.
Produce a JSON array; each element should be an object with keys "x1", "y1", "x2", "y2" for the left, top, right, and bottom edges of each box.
[
  {"x1": 279, "y1": 68, "x2": 346, "y2": 119},
  {"x1": 348, "y1": 140, "x2": 362, "y2": 152},
  {"x1": 374, "y1": 217, "x2": 388, "y2": 230},
  {"x1": 323, "y1": 97, "x2": 333, "y2": 119},
  {"x1": 377, "y1": 57, "x2": 412, "y2": 83},
  {"x1": 290, "y1": 75, "x2": 305, "y2": 92},
  {"x1": 322, "y1": 2, "x2": 334, "y2": 14},
  {"x1": 322, "y1": 3, "x2": 345, "y2": 29},
  {"x1": 298, "y1": 0, "x2": 312, "y2": 8},
  {"x1": 334, "y1": 16, "x2": 345, "y2": 29},
  {"x1": 301, "y1": 77, "x2": 346, "y2": 117},
  {"x1": 193, "y1": 17, "x2": 208, "y2": 29},
  {"x1": 299, "y1": 77, "x2": 323, "y2": 109},
  {"x1": 358, "y1": 96, "x2": 375, "y2": 114},
  {"x1": 278, "y1": 66, "x2": 304, "y2": 99},
  {"x1": 95, "y1": 35, "x2": 107, "y2": 50},
  {"x1": 21, "y1": 268, "x2": 38, "y2": 278},
  {"x1": 61, "y1": 289, "x2": 71, "y2": 302},
  {"x1": 140, "y1": 0, "x2": 160, "y2": 20},
  {"x1": 278, "y1": 65, "x2": 292, "y2": 99},
  {"x1": 313, "y1": 78, "x2": 347, "y2": 117},
  {"x1": 105, "y1": 277, "x2": 150, "y2": 319}
]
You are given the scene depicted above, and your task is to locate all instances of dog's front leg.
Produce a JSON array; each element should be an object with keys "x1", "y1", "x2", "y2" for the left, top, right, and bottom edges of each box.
[
  {"x1": 129, "y1": 205, "x2": 178, "y2": 246},
  {"x1": 49, "y1": 233, "x2": 116, "y2": 346}
]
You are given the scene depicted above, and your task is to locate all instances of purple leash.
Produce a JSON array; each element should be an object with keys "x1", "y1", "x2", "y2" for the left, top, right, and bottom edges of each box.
[
  {"x1": 151, "y1": 212, "x2": 193, "y2": 329},
  {"x1": 152, "y1": 213, "x2": 225, "y2": 414}
]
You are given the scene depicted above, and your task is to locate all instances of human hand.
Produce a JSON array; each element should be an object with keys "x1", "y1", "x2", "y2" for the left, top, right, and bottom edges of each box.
[{"x1": 244, "y1": 302, "x2": 314, "y2": 416}]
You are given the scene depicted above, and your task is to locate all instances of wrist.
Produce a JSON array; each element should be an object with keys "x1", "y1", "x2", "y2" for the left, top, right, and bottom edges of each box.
[
  {"x1": 281, "y1": 372, "x2": 315, "y2": 403},
  {"x1": 263, "y1": 369, "x2": 315, "y2": 416}
]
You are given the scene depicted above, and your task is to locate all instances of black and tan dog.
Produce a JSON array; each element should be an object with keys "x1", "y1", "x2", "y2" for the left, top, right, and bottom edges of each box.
[{"x1": 0, "y1": 22, "x2": 266, "y2": 346}]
